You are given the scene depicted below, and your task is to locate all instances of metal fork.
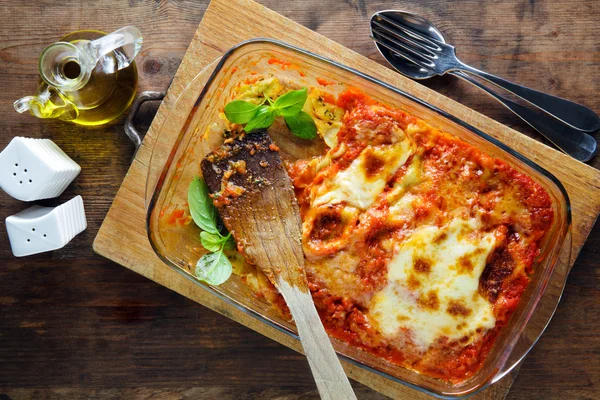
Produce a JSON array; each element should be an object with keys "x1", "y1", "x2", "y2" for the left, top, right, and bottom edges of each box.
[
  {"x1": 370, "y1": 12, "x2": 598, "y2": 161},
  {"x1": 371, "y1": 13, "x2": 600, "y2": 134}
]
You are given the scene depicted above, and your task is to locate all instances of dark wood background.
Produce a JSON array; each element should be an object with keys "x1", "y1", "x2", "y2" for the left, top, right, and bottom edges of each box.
[{"x1": 0, "y1": 0, "x2": 598, "y2": 399}]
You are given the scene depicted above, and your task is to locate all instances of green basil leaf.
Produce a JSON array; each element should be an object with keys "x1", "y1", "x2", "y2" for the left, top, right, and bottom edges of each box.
[
  {"x1": 195, "y1": 249, "x2": 232, "y2": 285},
  {"x1": 224, "y1": 100, "x2": 262, "y2": 124},
  {"x1": 244, "y1": 106, "x2": 276, "y2": 132},
  {"x1": 284, "y1": 111, "x2": 318, "y2": 139},
  {"x1": 188, "y1": 176, "x2": 218, "y2": 234},
  {"x1": 200, "y1": 231, "x2": 223, "y2": 252},
  {"x1": 273, "y1": 88, "x2": 308, "y2": 117}
]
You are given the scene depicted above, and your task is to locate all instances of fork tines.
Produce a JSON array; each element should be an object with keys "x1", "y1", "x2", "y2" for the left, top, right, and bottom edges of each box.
[{"x1": 371, "y1": 13, "x2": 445, "y2": 71}]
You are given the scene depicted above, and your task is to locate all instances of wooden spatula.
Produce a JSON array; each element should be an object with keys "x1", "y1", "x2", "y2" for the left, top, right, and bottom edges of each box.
[{"x1": 201, "y1": 130, "x2": 356, "y2": 400}]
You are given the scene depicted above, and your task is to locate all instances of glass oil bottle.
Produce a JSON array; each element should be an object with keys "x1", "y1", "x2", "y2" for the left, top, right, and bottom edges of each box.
[{"x1": 14, "y1": 26, "x2": 142, "y2": 126}]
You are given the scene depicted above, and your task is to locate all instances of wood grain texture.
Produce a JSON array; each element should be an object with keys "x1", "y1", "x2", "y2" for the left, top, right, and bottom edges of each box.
[
  {"x1": 200, "y1": 130, "x2": 307, "y2": 289},
  {"x1": 201, "y1": 131, "x2": 356, "y2": 399},
  {"x1": 0, "y1": 0, "x2": 598, "y2": 399},
  {"x1": 94, "y1": 0, "x2": 600, "y2": 398}
]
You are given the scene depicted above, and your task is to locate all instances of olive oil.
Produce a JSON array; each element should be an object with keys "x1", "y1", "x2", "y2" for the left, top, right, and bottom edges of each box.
[
  {"x1": 14, "y1": 27, "x2": 141, "y2": 127},
  {"x1": 54, "y1": 30, "x2": 138, "y2": 126}
]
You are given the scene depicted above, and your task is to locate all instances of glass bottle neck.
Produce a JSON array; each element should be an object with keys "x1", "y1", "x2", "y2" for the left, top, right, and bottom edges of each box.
[{"x1": 39, "y1": 42, "x2": 93, "y2": 92}]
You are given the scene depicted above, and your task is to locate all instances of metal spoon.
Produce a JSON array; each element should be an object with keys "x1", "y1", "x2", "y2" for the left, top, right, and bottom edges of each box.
[{"x1": 371, "y1": 10, "x2": 598, "y2": 162}]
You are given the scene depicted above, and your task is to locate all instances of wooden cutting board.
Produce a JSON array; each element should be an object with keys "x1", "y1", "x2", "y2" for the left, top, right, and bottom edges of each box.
[{"x1": 93, "y1": 0, "x2": 600, "y2": 398}]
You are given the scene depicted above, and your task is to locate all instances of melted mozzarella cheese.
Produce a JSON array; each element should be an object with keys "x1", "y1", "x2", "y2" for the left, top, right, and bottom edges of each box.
[
  {"x1": 313, "y1": 139, "x2": 415, "y2": 210},
  {"x1": 386, "y1": 156, "x2": 422, "y2": 215},
  {"x1": 369, "y1": 218, "x2": 498, "y2": 351},
  {"x1": 387, "y1": 193, "x2": 417, "y2": 223}
]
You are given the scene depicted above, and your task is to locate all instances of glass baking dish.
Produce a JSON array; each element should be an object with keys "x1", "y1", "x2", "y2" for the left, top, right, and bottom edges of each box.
[{"x1": 145, "y1": 39, "x2": 572, "y2": 398}]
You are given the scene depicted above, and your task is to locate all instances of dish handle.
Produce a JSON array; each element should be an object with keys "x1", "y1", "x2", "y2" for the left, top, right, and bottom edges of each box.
[{"x1": 124, "y1": 90, "x2": 166, "y2": 159}]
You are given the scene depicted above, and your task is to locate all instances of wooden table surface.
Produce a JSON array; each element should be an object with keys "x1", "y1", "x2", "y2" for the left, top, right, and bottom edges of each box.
[{"x1": 0, "y1": 1, "x2": 598, "y2": 399}]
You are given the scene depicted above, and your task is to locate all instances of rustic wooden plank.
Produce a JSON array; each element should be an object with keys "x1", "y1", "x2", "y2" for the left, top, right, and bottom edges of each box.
[
  {"x1": 0, "y1": 387, "x2": 388, "y2": 400},
  {"x1": 92, "y1": 0, "x2": 600, "y2": 399},
  {"x1": 0, "y1": 0, "x2": 598, "y2": 399}
]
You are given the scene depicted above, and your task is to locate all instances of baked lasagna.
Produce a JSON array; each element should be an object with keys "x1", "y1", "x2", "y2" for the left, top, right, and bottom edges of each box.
[{"x1": 197, "y1": 68, "x2": 554, "y2": 383}]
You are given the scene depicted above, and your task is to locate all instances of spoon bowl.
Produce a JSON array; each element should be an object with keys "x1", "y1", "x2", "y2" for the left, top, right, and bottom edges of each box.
[{"x1": 372, "y1": 10, "x2": 444, "y2": 80}]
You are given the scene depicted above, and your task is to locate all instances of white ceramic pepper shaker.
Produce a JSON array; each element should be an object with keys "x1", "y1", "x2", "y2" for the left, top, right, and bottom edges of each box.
[
  {"x1": 5, "y1": 195, "x2": 87, "y2": 257},
  {"x1": 0, "y1": 137, "x2": 81, "y2": 201}
]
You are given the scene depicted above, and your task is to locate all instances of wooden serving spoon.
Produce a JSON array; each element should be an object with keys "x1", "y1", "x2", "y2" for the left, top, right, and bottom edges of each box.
[{"x1": 201, "y1": 130, "x2": 356, "y2": 400}]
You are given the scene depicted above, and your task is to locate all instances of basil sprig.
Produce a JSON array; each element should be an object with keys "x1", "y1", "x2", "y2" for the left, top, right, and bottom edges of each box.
[
  {"x1": 223, "y1": 100, "x2": 264, "y2": 124},
  {"x1": 224, "y1": 88, "x2": 317, "y2": 139},
  {"x1": 188, "y1": 176, "x2": 235, "y2": 285}
]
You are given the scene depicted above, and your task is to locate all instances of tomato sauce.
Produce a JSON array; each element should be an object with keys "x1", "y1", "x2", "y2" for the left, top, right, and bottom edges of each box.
[
  {"x1": 288, "y1": 88, "x2": 554, "y2": 383},
  {"x1": 201, "y1": 83, "x2": 555, "y2": 384}
]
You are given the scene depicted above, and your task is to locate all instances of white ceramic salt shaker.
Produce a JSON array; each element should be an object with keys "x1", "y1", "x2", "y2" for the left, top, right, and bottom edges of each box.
[
  {"x1": 5, "y1": 195, "x2": 87, "y2": 257},
  {"x1": 0, "y1": 137, "x2": 81, "y2": 201}
]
